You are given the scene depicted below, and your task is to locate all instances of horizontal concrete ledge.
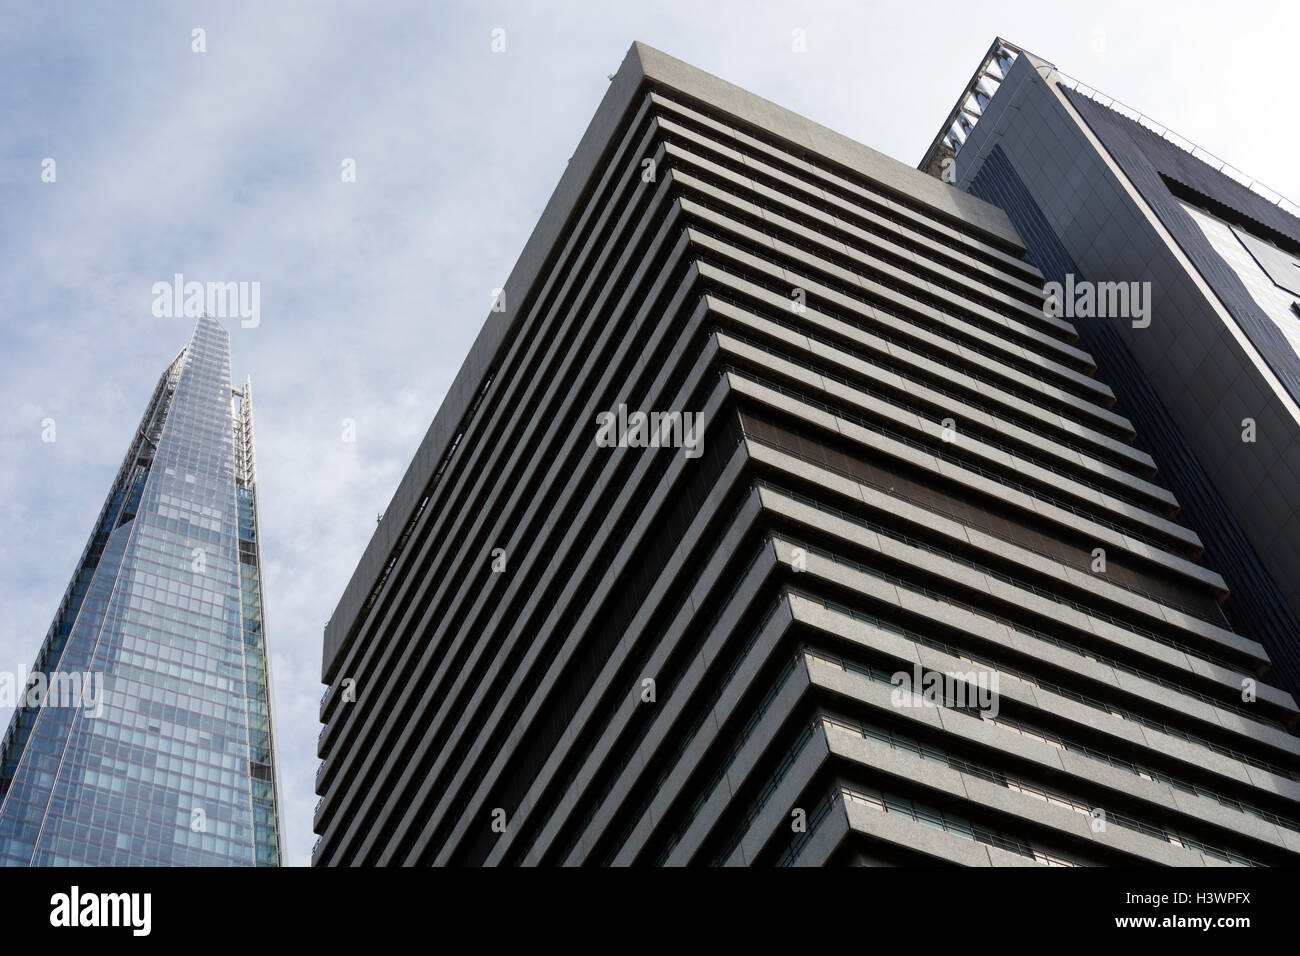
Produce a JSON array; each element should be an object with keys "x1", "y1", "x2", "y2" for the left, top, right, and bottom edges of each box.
[{"x1": 632, "y1": 43, "x2": 1026, "y2": 252}]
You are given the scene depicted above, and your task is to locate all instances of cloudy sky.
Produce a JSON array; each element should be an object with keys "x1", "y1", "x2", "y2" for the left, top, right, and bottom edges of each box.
[{"x1": 1, "y1": 0, "x2": 1295, "y2": 867}]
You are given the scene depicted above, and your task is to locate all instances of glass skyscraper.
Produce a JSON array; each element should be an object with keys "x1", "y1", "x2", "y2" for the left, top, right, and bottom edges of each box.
[{"x1": 0, "y1": 316, "x2": 282, "y2": 866}]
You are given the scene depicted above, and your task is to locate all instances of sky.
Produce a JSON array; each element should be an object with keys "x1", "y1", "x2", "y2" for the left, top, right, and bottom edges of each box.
[{"x1": 1, "y1": 0, "x2": 1297, "y2": 868}]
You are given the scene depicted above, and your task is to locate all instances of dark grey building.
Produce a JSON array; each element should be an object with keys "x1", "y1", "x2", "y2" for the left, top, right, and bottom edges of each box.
[
  {"x1": 923, "y1": 38, "x2": 1300, "y2": 705},
  {"x1": 314, "y1": 43, "x2": 1300, "y2": 866}
]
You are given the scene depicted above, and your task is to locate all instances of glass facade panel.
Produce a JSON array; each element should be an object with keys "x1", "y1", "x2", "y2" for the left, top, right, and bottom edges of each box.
[{"x1": 1181, "y1": 200, "x2": 1300, "y2": 359}]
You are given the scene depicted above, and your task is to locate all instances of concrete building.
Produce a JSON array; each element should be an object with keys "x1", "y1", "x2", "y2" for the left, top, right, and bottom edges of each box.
[{"x1": 314, "y1": 43, "x2": 1300, "y2": 866}]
